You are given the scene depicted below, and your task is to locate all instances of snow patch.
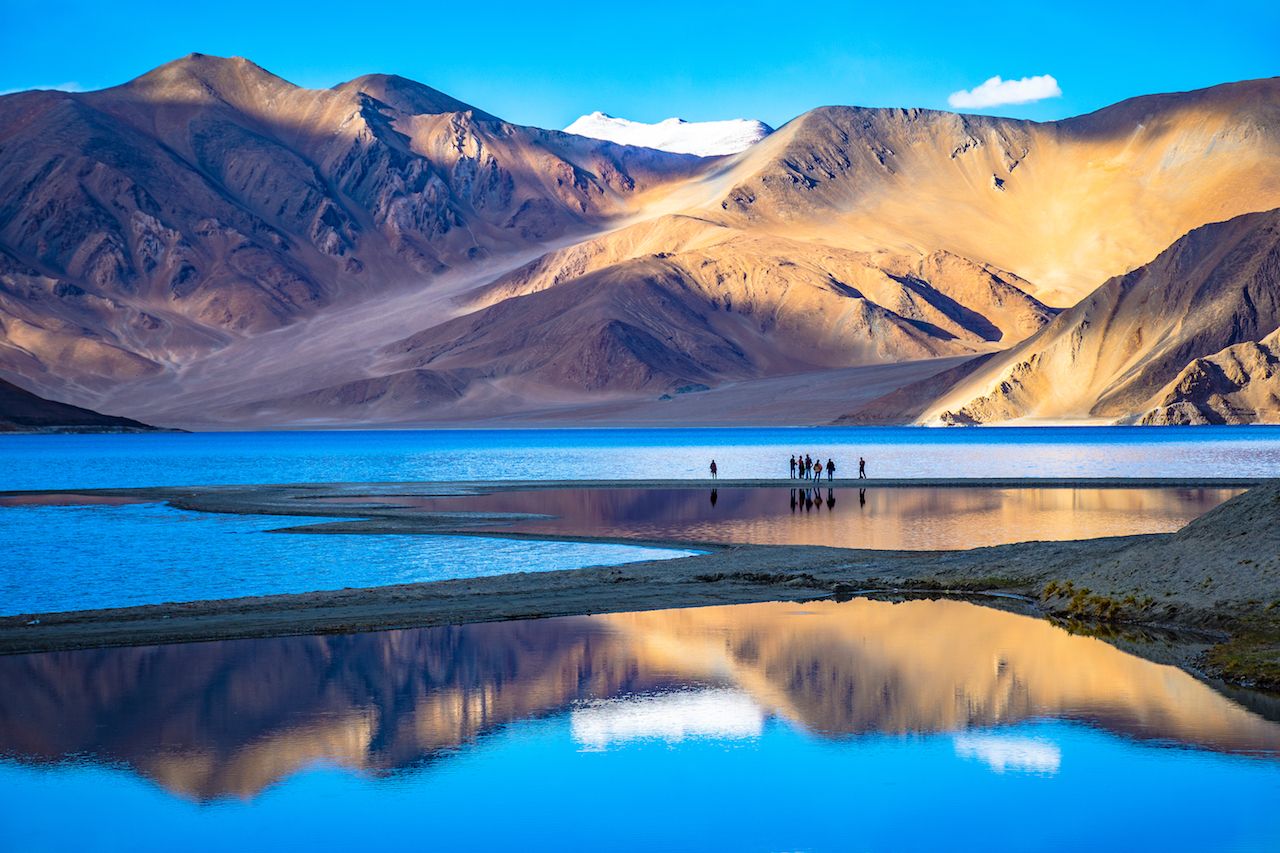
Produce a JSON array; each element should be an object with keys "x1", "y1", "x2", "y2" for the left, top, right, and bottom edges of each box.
[{"x1": 564, "y1": 111, "x2": 771, "y2": 156}]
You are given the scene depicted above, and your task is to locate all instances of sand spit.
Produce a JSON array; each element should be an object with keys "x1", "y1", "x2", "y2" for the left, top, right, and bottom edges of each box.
[{"x1": 1, "y1": 479, "x2": 1278, "y2": 689}]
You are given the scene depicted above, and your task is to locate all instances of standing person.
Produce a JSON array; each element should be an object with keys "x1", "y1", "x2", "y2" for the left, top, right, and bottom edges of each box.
[
  {"x1": 804, "y1": 454, "x2": 812, "y2": 479},
  {"x1": 710, "y1": 459, "x2": 718, "y2": 480},
  {"x1": 858, "y1": 457, "x2": 867, "y2": 479},
  {"x1": 789, "y1": 455, "x2": 797, "y2": 479},
  {"x1": 826, "y1": 458, "x2": 835, "y2": 482}
]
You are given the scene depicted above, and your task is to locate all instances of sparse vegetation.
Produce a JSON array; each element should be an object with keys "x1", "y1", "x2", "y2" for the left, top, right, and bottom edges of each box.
[
  {"x1": 1040, "y1": 579, "x2": 1155, "y2": 623},
  {"x1": 1204, "y1": 616, "x2": 1280, "y2": 690}
]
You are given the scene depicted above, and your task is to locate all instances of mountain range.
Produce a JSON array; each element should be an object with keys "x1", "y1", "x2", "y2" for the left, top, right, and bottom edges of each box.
[{"x1": 1, "y1": 54, "x2": 1278, "y2": 428}]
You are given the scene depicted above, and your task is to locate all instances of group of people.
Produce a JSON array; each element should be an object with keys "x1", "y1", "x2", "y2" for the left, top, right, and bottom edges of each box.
[
  {"x1": 706, "y1": 455, "x2": 868, "y2": 480},
  {"x1": 791, "y1": 454, "x2": 833, "y2": 481},
  {"x1": 789, "y1": 454, "x2": 866, "y2": 481}
]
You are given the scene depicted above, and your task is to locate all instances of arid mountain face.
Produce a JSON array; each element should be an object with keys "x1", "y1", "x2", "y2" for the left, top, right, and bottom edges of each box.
[
  {"x1": 709, "y1": 81, "x2": 1280, "y2": 307},
  {"x1": 0, "y1": 54, "x2": 701, "y2": 403},
  {"x1": 1140, "y1": 327, "x2": 1280, "y2": 425},
  {"x1": 1, "y1": 57, "x2": 1278, "y2": 427},
  {"x1": 914, "y1": 209, "x2": 1280, "y2": 424}
]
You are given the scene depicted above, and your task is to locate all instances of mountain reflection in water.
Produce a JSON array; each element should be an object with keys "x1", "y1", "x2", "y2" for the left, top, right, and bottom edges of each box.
[
  {"x1": 321, "y1": 486, "x2": 1242, "y2": 548},
  {"x1": 1, "y1": 597, "x2": 1276, "y2": 802}
]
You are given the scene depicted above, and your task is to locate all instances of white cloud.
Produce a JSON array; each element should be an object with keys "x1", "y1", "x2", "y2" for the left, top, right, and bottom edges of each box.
[
  {"x1": 954, "y1": 733, "x2": 1062, "y2": 773},
  {"x1": 570, "y1": 688, "x2": 764, "y2": 750},
  {"x1": 0, "y1": 82, "x2": 82, "y2": 96},
  {"x1": 948, "y1": 75, "x2": 1062, "y2": 109}
]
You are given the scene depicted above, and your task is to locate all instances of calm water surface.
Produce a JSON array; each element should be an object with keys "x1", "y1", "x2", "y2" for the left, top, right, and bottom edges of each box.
[
  {"x1": 1, "y1": 597, "x2": 1276, "y2": 851},
  {"x1": 2, "y1": 426, "x2": 1280, "y2": 490},
  {"x1": 349, "y1": 486, "x2": 1241, "y2": 549},
  {"x1": 0, "y1": 502, "x2": 694, "y2": 616},
  {"x1": 0, "y1": 485, "x2": 1237, "y2": 614}
]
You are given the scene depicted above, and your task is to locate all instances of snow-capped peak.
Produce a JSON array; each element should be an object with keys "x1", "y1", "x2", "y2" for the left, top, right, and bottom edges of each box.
[{"x1": 563, "y1": 111, "x2": 772, "y2": 157}]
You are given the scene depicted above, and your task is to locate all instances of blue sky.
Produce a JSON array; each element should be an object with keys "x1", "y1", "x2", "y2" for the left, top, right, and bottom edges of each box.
[{"x1": 1, "y1": 1, "x2": 1276, "y2": 128}]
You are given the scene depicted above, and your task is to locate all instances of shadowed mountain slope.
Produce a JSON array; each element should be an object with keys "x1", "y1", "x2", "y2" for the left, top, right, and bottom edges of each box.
[
  {"x1": 1139, "y1": 327, "x2": 1280, "y2": 425},
  {"x1": 0, "y1": 377, "x2": 154, "y2": 432},
  {"x1": 0, "y1": 54, "x2": 703, "y2": 402},
  {"x1": 914, "y1": 209, "x2": 1280, "y2": 423}
]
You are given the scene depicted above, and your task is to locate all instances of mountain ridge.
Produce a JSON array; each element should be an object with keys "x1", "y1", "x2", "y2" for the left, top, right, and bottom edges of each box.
[
  {"x1": 2, "y1": 57, "x2": 1278, "y2": 427},
  {"x1": 909, "y1": 208, "x2": 1280, "y2": 424}
]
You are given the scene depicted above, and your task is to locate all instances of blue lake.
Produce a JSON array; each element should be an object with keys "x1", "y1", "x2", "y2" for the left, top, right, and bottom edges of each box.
[
  {"x1": 2, "y1": 426, "x2": 1280, "y2": 490},
  {"x1": 1, "y1": 597, "x2": 1277, "y2": 852},
  {"x1": 3, "y1": 428, "x2": 1279, "y2": 850},
  {"x1": 0, "y1": 502, "x2": 694, "y2": 616}
]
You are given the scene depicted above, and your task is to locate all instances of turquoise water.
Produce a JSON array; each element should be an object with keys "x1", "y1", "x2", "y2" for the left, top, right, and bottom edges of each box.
[
  {"x1": 0, "y1": 502, "x2": 694, "y2": 615},
  {"x1": 1, "y1": 598, "x2": 1277, "y2": 851},
  {"x1": 3, "y1": 720, "x2": 1277, "y2": 852},
  {"x1": 2, "y1": 426, "x2": 1280, "y2": 490}
]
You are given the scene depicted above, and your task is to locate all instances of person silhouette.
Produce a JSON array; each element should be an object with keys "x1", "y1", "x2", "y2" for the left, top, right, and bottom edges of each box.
[
  {"x1": 789, "y1": 455, "x2": 797, "y2": 479},
  {"x1": 710, "y1": 459, "x2": 718, "y2": 480},
  {"x1": 859, "y1": 488, "x2": 866, "y2": 507},
  {"x1": 710, "y1": 488, "x2": 718, "y2": 507},
  {"x1": 826, "y1": 458, "x2": 835, "y2": 482},
  {"x1": 858, "y1": 457, "x2": 867, "y2": 479},
  {"x1": 790, "y1": 488, "x2": 797, "y2": 512},
  {"x1": 826, "y1": 488, "x2": 835, "y2": 510}
]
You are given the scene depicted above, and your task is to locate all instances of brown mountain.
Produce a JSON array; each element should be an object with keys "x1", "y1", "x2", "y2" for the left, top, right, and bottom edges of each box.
[
  {"x1": 0, "y1": 377, "x2": 154, "y2": 432},
  {"x1": 909, "y1": 208, "x2": 1280, "y2": 424},
  {"x1": 0, "y1": 54, "x2": 702, "y2": 402},
  {"x1": 704, "y1": 79, "x2": 1280, "y2": 307},
  {"x1": 2, "y1": 58, "x2": 1278, "y2": 427},
  {"x1": 1139, "y1": 327, "x2": 1280, "y2": 424}
]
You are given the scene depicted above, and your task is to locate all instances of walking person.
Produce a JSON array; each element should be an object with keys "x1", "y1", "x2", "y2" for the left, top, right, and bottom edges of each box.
[
  {"x1": 858, "y1": 456, "x2": 867, "y2": 479},
  {"x1": 789, "y1": 455, "x2": 797, "y2": 479},
  {"x1": 710, "y1": 459, "x2": 718, "y2": 480},
  {"x1": 826, "y1": 458, "x2": 835, "y2": 482}
]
